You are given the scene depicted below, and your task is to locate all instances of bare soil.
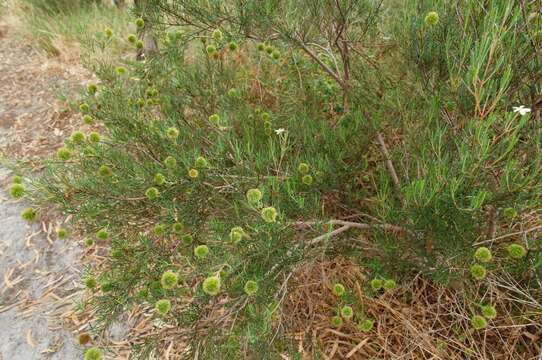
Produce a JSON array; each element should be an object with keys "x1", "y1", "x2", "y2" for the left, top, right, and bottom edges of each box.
[{"x1": 0, "y1": 20, "x2": 89, "y2": 360}]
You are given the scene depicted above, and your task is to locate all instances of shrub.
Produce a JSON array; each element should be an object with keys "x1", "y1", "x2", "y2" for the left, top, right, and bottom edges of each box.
[{"x1": 27, "y1": 0, "x2": 542, "y2": 358}]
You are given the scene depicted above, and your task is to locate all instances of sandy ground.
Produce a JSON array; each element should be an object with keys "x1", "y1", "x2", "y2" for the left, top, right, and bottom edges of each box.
[{"x1": 0, "y1": 20, "x2": 88, "y2": 360}]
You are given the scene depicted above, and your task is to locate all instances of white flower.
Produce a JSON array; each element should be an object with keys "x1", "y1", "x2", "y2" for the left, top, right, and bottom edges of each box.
[
  {"x1": 512, "y1": 105, "x2": 531, "y2": 116},
  {"x1": 274, "y1": 128, "x2": 286, "y2": 135}
]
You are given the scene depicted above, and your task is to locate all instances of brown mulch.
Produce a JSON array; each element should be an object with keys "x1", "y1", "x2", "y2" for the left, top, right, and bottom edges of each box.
[
  {"x1": 0, "y1": 21, "x2": 93, "y2": 163},
  {"x1": 282, "y1": 258, "x2": 542, "y2": 360}
]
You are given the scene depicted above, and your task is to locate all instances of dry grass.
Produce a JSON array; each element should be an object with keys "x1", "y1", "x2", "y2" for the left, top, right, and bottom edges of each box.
[{"x1": 282, "y1": 257, "x2": 542, "y2": 360}]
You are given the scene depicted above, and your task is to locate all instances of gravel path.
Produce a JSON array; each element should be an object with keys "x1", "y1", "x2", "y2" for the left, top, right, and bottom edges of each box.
[{"x1": 0, "y1": 20, "x2": 88, "y2": 360}]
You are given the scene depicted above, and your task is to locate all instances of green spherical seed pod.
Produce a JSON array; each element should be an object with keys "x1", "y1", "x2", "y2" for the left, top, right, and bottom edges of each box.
[
  {"x1": 202, "y1": 276, "x2": 221, "y2": 296},
  {"x1": 70, "y1": 131, "x2": 86, "y2": 145},
  {"x1": 155, "y1": 299, "x2": 172, "y2": 315},
  {"x1": 56, "y1": 228, "x2": 67, "y2": 239},
  {"x1": 145, "y1": 187, "x2": 159, "y2": 200},
  {"x1": 229, "y1": 226, "x2": 244, "y2": 243},
  {"x1": 358, "y1": 319, "x2": 374, "y2": 332},
  {"x1": 265, "y1": 45, "x2": 274, "y2": 54},
  {"x1": 470, "y1": 264, "x2": 487, "y2": 280},
  {"x1": 212, "y1": 28, "x2": 223, "y2": 41},
  {"x1": 153, "y1": 224, "x2": 165, "y2": 236},
  {"x1": 424, "y1": 11, "x2": 439, "y2": 26},
  {"x1": 84, "y1": 347, "x2": 103, "y2": 360},
  {"x1": 115, "y1": 66, "x2": 127, "y2": 75},
  {"x1": 79, "y1": 103, "x2": 90, "y2": 113},
  {"x1": 89, "y1": 132, "x2": 101, "y2": 143},
  {"x1": 302, "y1": 174, "x2": 313, "y2": 185},
  {"x1": 115, "y1": 66, "x2": 128, "y2": 76},
  {"x1": 370, "y1": 278, "x2": 383, "y2": 291},
  {"x1": 272, "y1": 50, "x2": 280, "y2": 60},
  {"x1": 135, "y1": 18, "x2": 145, "y2": 28},
  {"x1": 57, "y1": 147, "x2": 71, "y2": 161},
  {"x1": 135, "y1": 40, "x2": 144, "y2": 50},
  {"x1": 12, "y1": 175, "x2": 22, "y2": 184},
  {"x1": 261, "y1": 206, "x2": 278, "y2": 223},
  {"x1": 172, "y1": 222, "x2": 184, "y2": 233},
  {"x1": 84, "y1": 238, "x2": 94, "y2": 247},
  {"x1": 332, "y1": 283, "x2": 345, "y2": 297},
  {"x1": 330, "y1": 315, "x2": 343, "y2": 327},
  {"x1": 246, "y1": 188, "x2": 263, "y2": 205},
  {"x1": 471, "y1": 315, "x2": 487, "y2": 330},
  {"x1": 206, "y1": 45, "x2": 217, "y2": 54},
  {"x1": 208, "y1": 114, "x2": 220, "y2": 125},
  {"x1": 257, "y1": 43, "x2": 265, "y2": 51},
  {"x1": 10, "y1": 183, "x2": 25, "y2": 199},
  {"x1": 154, "y1": 173, "x2": 166, "y2": 185},
  {"x1": 83, "y1": 114, "x2": 94, "y2": 125},
  {"x1": 104, "y1": 28, "x2": 113, "y2": 38},
  {"x1": 98, "y1": 165, "x2": 112, "y2": 177},
  {"x1": 507, "y1": 243, "x2": 526, "y2": 259},
  {"x1": 181, "y1": 234, "x2": 193, "y2": 246},
  {"x1": 160, "y1": 270, "x2": 179, "y2": 290},
  {"x1": 85, "y1": 276, "x2": 97, "y2": 289},
  {"x1": 383, "y1": 279, "x2": 397, "y2": 291},
  {"x1": 298, "y1": 163, "x2": 310, "y2": 174},
  {"x1": 96, "y1": 228, "x2": 109, "y2": 240},
  {"x1": 164, "y1": 156, "x2": 177, "y2": 168},
  {"x1": 481, "y1": 305, "x2": 497, "y2": 320},
  {"x1": 244, "y1": 280, "x2": 258, "y2": 296},
  {"x1": 474, "y1": 247, "x2": 492, "y2": 263},
  {"x1": 21, "y1": 208, "x2": 38, "y2": 222},
  {"x1": 87, "y1": 83, "x2": 98, "y2": 95},
  {"x1": 228, "y1": 41, "x2": 238, "y2": 51},
  {"x1": 340, "y1": 306, "x2": 354, "y2": 319},
  {"x1": 188, "y1": 168, "x2": 199, "y2": 179},
  {"x1": 194, "y1": 244, "x2": 209, "y2": 259},
  {"x1": 261, "y1": 112, "x2": 270, "y2": 121},
  {"x1": 127, "y1": 34, "x2": 137, "y2": 43},
  {"x1": 195, "y1": 156, "x2": 208, "y2": 168}
]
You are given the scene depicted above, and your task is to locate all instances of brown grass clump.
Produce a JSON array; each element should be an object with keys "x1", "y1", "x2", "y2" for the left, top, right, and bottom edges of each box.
[{"x1": 282, "y1": 258, "x2": 541, "y2": 359}]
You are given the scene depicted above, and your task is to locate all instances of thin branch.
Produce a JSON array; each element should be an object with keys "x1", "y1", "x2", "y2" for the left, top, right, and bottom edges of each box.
[
  {"x1": 295, "y1": 37, "x2": 345, "y2": 86},
  {"x1": 473, "y1": 225, "x2": 542, "y2": 246},
  {"x1": 376, "y1": 132, "x2": 402, "y2": 194}
]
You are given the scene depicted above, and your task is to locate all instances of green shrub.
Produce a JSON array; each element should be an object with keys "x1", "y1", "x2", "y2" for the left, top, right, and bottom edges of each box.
[{"x1": 27, "y1": 0, "x2": 542, "y2": 358}]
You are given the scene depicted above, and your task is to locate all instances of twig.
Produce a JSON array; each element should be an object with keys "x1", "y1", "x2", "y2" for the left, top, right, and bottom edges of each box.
[
  {"x1": 295, "y1": 37, "x2": 345, "y2": 87},
  {"x1": 376, "y1": 132, "x2": 401, "y2": 194},
  {"x1": 308, "y1": 225, "x2": 351, "y2": 245},
  {"x1": 297, "y1": 219, "x2": 409, "y2": 245},
  {"x1": 473, "y1": 225, "x2": 542, "y2": 246},
  {"x1": 485, "y1": 206, "x2": 497, "y2": 240}
]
